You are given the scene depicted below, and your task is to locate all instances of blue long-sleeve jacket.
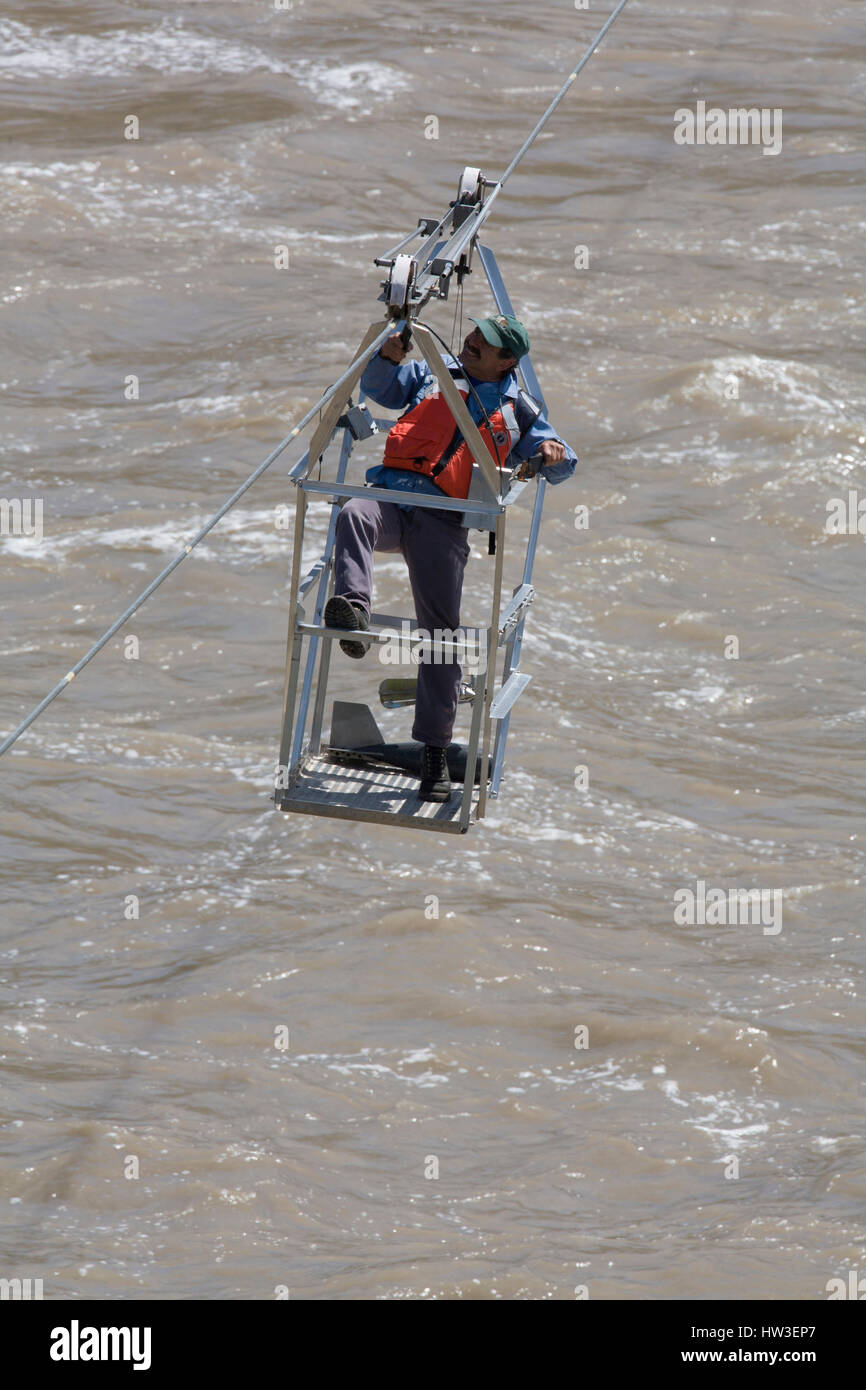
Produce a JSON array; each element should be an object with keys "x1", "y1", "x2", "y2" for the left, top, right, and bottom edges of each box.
[{"x1": 360, "y1": 351, "x2": 578, "y2": 497}]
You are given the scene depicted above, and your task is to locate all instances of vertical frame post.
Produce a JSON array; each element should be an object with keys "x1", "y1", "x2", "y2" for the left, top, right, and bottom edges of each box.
[
  {"x1": 476, "y1": 508, "x2": 506, "y2": 820},
  {"x1": 295, "y1": 424, "x2": 356, "y2": 764},
  {"x1": 276, "y1": 486, "x2": 308, "y2": 783}
]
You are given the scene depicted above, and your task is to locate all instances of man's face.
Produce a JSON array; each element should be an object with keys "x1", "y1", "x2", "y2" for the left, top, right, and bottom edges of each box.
[{"x1": 459, "y1": 326, "x2": 517, "y2": 380}]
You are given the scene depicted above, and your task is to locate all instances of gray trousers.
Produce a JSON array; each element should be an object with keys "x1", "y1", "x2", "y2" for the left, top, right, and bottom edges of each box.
[{"x1": 333, "y1": 496, "x2": 471, "y2": 748}]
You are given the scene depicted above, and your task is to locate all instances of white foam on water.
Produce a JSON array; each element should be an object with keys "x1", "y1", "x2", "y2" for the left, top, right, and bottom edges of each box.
[
  {"x1": 174, "y1": 394, "x2": 250, "y2": 418},
  {"x1": 0, "y1": 19, "x2": 410, "y2": 125},
  {"x1": 689, "y1": 1093, "x2": 774, "y2": 1152},
  {"x1": 0, "y1": 17, "x2": 292, "y2": 80},
  {"x1": 683, "y1": 354, "x2": 851, "y2": 425},
  {"x1": 294, "y1": 1049, "x2": 450, "y2": 1089},
  {"x1": 288, "y1": 60, "x2": 411, "y2": 112},
  {"x1": 1, "y1": 157, "x2": 259, "y2": 238},
  {"x1": 0, "y1": 505, "x2": 288, "y2": 564},
  {"x1": 278, "y1": 228, "x2": 389, "y2": 245},
  {"x1": 652, "y1": 683, "x2": 729, "y2": 709}
]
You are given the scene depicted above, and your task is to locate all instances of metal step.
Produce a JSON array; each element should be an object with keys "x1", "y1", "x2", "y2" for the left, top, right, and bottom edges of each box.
[
  {"x1": 297, "y1": 609, "x2": 484, "y2": 661},
  {"x1": 276, "y1": 754, "x2": 474, "y2": 833},
  {"x1": 489, "y1": 670, "x2": 531, "y2": 719}
]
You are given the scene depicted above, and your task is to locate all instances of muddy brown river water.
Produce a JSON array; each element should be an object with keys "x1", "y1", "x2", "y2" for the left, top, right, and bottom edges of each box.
[{"x1": 0, "y1": 0, "x2": 863, "y2": 1299}]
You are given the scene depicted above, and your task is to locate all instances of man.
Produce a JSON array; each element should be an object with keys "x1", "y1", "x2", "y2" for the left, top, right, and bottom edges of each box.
[{"x1": 324, "y1": 313, "x2": 577, "y2": 801}]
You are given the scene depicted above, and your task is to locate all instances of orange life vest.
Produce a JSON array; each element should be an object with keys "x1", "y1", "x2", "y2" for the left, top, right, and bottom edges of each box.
[{"x1": 382, "y1": 373, "x2": 522, "y2": 499}]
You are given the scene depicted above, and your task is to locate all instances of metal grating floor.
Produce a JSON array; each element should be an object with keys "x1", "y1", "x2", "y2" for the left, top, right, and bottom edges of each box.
[{"x1": 276, "y1": 752, "x2": 475, "y2": 832}]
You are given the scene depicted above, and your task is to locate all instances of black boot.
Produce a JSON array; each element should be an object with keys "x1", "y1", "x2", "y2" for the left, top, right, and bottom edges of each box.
[
  {"x1": 324, "y1": 594, "x2": 370, "y2": 659},
  {"x1": 418, "y1": 745, "x2": 451, "y2": 802}
]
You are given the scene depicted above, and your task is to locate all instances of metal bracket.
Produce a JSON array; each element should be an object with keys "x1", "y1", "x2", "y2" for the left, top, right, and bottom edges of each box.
[
  {"x1": 498, "y1": 583, "x2": 535, "y2": 642},
  {"x1": 336, "y1": 404, "x2": 379, "y2": 441}
]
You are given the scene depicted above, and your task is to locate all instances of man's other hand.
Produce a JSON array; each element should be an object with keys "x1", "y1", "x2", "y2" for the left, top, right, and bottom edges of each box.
[
  {"x1": 380, "y1": 332, "x2": 410, "y2": 364},
  {"x1": 516, "y1": 439, "x2": 567, "y2": 479},
  {"x1": 539, "y1": 439, "x2": 566, "y2": 465}
]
